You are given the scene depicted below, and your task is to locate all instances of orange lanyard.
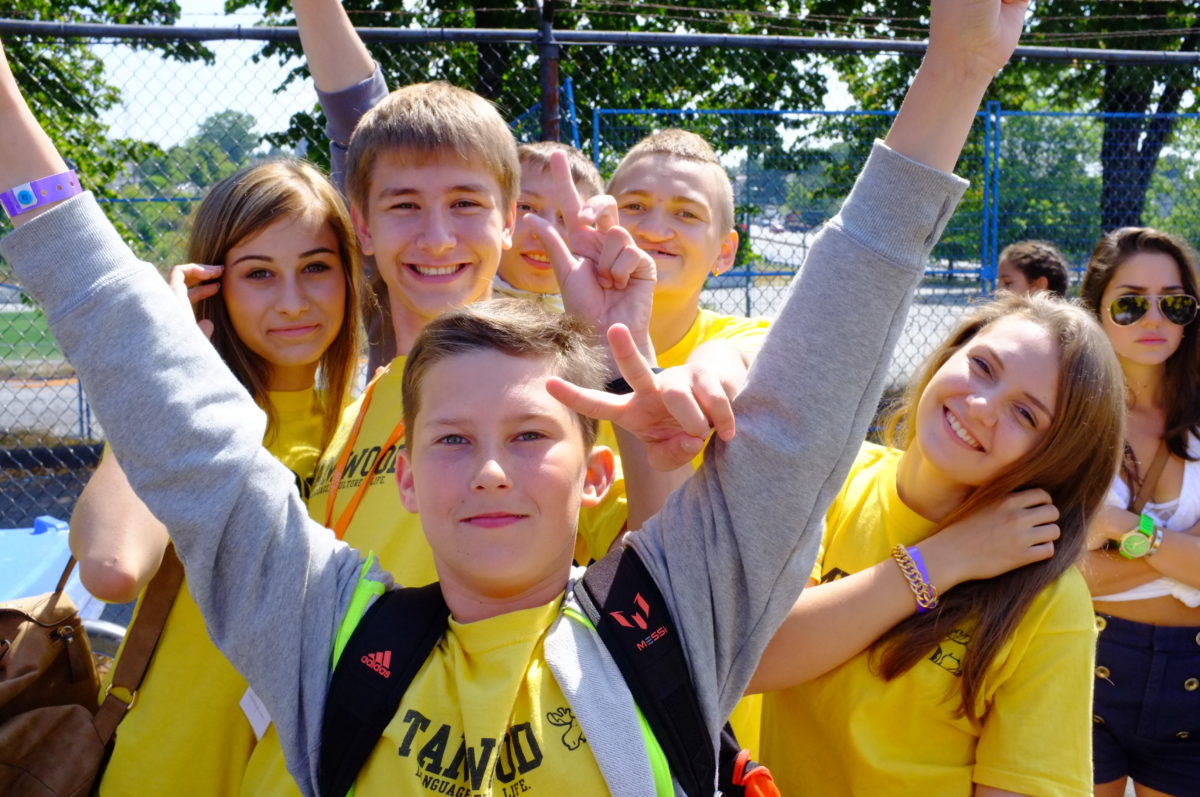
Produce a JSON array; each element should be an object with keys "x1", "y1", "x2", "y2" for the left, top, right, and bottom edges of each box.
[{"x1": 323, "y1": 367, "x2": 406, "y2": 540}]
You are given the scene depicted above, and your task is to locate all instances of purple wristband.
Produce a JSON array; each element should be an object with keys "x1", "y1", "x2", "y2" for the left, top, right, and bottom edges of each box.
[
  {"x1": 1, "y1": 170, "x2": 82, "y2": 219},
  {"x1": 907, "y1": 546, "x2": 933, "y2": 613}
]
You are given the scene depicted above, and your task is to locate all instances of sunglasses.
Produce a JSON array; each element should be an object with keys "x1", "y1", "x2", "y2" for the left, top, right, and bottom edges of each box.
[{"x1": 1108, "y1": 294, "x2": 1199, "y2": 326}]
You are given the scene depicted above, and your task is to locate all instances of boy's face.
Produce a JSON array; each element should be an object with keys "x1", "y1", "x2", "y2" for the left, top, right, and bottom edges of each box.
[
  {"x1": 396, "y1": 349, "x2": 613, "y2": 607},
  {"x1": 496, "y1": 166, "x2": 571, "y2": 296},
  {"x1": 609, "y1": 153, "x2": 738, "y2": 312},
  {"x1": 353, "y1": 151, "x2": 515, "y2": 325},
  {"x1": 997, "y1": 258, "x2": 1048, "y2": 295}
]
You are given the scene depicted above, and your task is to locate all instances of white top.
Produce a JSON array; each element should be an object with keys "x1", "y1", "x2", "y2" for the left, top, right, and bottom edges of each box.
[{"x1": 1094, "y1": 435, "x2": 1200, "y2": 606}]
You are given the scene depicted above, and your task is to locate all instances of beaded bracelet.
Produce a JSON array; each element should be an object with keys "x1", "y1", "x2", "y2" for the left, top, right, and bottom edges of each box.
[{"x1": 891, "y1": 544, "x2": 939, "y2": 613}]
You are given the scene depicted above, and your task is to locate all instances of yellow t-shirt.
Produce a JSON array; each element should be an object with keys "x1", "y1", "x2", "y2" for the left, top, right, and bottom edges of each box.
[
  {"x1": 759, "y1": 443, "x2": 1097, "y2": 796},
  {"x1": 99, "y1": 388, "x2": 325, "y2": 797},
  {"x1": 354, "y1": 595, "x2": 608, "y2": 796},
  {"x1": 576, "y1": 309, "x2": 771, "y2": 564},
  {"x1": 305, "y1": 356, "x2": 437, "y2": 585}
]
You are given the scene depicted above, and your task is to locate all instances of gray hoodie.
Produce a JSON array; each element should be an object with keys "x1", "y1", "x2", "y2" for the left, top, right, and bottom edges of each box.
[{"x1": 1, "y1": 142, "x2": 965, "y2": 795}]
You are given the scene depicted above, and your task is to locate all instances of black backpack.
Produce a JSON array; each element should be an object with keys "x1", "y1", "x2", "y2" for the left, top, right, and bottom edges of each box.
[{"x1": 316, "y1": 546, "x2": 776, "y2": 797}]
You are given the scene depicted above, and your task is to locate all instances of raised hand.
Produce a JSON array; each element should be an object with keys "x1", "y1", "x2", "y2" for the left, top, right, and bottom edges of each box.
[
  {"x1": 928, "y1": 0, "x2": 1029, "y2": 80},
  {"x1": 527, "y1": 150, "x2": 656, "y2": 367},
  {"x1": 167, "y1": 263, "x2": 221, "y2": 339},
  {"x1": 547, "y1": 324, "x2": 737, "y2": 471},
  {"x1": 920, "y1": 488, "x2": 1060, "y2": 587}
]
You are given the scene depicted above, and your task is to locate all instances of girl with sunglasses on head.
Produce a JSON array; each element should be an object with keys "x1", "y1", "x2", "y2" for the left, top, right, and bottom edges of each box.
[
  {"x1": 68, "y1": 158, "x2": 363, "y2": 796},
  {"x1": 1078, "y1": 227, "x2": 1200, "y2": 797},
  {"x1": 752, "y1": 293, "x2": 1126, "y2": 796}
]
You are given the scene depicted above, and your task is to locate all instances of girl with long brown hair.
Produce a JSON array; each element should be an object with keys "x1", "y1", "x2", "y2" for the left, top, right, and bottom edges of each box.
[
  {"x1": 1079, "y1": 227, "x2": 1200, "y2": 797},
  {"x1": 68, "y1": 158, "x2": 363, "y2": 795},
  {"x1": 752, "y1": 293, "x2": 1126, "y2": 795}
]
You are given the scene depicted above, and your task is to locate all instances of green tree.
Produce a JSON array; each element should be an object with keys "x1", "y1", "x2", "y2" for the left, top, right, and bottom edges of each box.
[
  {"x1": 803, "y1": 0, "x2": 1200, "y2": 231},
  {"x1": 228, "y1": 0, "x2": 828, "y2": 169},
  {"x1": 114, "y1": 110, "x2": 265, "y2": 267},
  {"x1": 0, "y1": 2, "x2": 212, "y2": 235}
]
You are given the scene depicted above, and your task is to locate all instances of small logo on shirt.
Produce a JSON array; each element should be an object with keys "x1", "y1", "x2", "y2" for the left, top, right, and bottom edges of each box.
[
  {"x1": 546, "y1": 707, "x2": 586, "y2": 751},
  {"x1": 361, "y1": 650, "x2": 392, "y2": 678},
  {"x1": 929, "y1": 629, "x2": 971, "y2": 677}
]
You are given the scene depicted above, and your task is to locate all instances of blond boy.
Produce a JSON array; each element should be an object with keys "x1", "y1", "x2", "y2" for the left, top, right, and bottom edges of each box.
[{"x1": 493, "y1": 141, "x2": 603, "y2": 309}]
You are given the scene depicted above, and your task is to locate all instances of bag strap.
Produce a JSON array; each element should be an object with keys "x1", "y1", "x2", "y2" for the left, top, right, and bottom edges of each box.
[
  {"x1": 317, "y1": 583, "x2": 449, "y2": 797},
  {"x1": 92, "y1": 544, "x2": 184, "y2": 743},
  {"x1": 1128, "y1": 440, "x2": 1170, "y2": 515},
  {"x1": 54, "y1": 557, "x2": 76, "y2": 594},
  {"x1": 580, "y1": 547, "x2": 714, "y2": 797}
]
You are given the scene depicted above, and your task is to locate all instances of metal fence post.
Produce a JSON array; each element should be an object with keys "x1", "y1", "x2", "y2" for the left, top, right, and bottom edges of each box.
[
  {"x1": 537, "y1": 0, "x2": 560, "y2": 142},
  {"x1": 981, "y1": 100, "x2": 1003, "y2": 293},
  {"x1": 563, "y1": 76, "x2": 580, "y2": 149},
  {"x1": 592, "y1": 107, "x2": 602, "y2": 167}
]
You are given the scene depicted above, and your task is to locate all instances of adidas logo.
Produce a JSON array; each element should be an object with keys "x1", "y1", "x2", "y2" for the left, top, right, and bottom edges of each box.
[{"x1": 361, "y1": 650, "x2": 392, "y2": 678}]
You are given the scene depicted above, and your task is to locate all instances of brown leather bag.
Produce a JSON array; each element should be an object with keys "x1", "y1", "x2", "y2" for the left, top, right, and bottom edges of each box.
[{"x1": 0, "y1": 548, "x2": 182, "y2": 796}]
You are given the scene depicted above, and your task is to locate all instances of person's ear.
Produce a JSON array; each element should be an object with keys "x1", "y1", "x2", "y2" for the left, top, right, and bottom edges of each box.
[
  {"x1": 395, "y1": 450, "x2": 419, "y2": 514},
  {"x1": 711, "y1": 228, "x2": 739, "y2": 277},
  {"x1": 580, "y1": 445, "x2": 615, "y2": 508},
  {"x1": 1030, "y1": 275, "x2": 1049, "y2": 293},
  {"x1": 351, "y1": 203, "x2": 375, "y2": 257}
]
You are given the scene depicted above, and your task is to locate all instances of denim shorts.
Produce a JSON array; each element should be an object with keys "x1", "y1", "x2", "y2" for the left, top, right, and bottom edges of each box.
[{"x1": 1092, "y1": 613, "x2": 1200, "y2": 794}]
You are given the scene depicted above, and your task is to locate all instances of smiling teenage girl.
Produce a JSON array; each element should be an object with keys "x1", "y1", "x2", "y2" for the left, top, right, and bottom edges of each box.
[
  {"x1": 68, "y1": 159, "x2": 362, "y2": 796},
  {"x1": 754, "y1": 293, "x2": 1126, "y2": 796},
  {"x1": 1079, "y1": 228, "x2": 1200, "y2": 797}
]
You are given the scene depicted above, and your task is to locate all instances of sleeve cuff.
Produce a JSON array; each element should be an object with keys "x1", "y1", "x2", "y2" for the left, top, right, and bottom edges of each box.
[{"x1": 318, "y1": 63, "x2": 389, "y2": 146}]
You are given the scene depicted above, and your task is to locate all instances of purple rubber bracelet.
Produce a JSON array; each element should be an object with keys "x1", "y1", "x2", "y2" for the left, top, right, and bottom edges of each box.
[
  {"x1": 907, "y1": 546, "x2": 933, "y2": 614},
  {"x1": 1, "y1": 170, "x2": 82, "y2": 219}
]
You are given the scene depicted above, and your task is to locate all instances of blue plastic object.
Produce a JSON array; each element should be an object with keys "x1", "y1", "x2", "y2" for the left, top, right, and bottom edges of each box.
[{"x1": 0, "y1": 516, "x2": 73, "y2": 601}]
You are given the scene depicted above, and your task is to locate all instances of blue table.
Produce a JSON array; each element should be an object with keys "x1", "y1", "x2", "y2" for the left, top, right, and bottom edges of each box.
[{"x1": 0, "y1": 516, "x2": 97, "y2": 615}]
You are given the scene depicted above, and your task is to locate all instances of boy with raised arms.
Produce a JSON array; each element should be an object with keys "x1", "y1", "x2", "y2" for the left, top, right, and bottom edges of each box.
[{"x1": 0, "y1": 1, "x2": 1025, "y2": 793}]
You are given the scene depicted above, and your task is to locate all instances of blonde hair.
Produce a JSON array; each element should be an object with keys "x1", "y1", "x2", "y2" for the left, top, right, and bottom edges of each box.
[
  {"x1": 188, "y1": 159, "x2": 364, "y2": 447},
  {"x1": 517, "y1": 141, "x2": 603, "y2": 198},
  {"x1": 345, "y1": 81, "x2": 520, "y2": 214},
  {"x1": 877, "y1": 293, "x2": 1124, "y2": 723},
  {"x1": 608, "y1": 128, "x2": 734, "y2": 233}
]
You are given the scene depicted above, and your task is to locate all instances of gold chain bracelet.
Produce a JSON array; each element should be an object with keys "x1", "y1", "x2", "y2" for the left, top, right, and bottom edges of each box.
[{"x1": 890, "y1": 544, "x2": 939, "y2": 612}]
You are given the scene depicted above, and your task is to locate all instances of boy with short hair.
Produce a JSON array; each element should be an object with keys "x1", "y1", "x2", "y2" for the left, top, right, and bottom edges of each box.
[
  {"x1": 568, "y1": 129, "x2": 773, "y2": 560},
  {"x1": 0, "y1": 3, "x2": 1023, "y2": 795},
  {"x1": 290, "y1": 0, "x2": 523, "y2": 587},
  {"x1": 997, "y1": 239, "x2": 1070, "y2": 298},
  {"x1": 493, "y1": 141, "x2": 604, "y2": 310}
]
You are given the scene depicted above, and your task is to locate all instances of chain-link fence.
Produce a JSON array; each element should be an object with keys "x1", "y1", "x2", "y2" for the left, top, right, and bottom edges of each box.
[{"x1": 2, "y1": 17, "x2": 1199, "y2": 527}]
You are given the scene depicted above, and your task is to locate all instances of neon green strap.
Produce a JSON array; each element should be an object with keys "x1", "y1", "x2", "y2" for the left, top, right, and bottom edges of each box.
[
  {"x1": 332, "y1": 551, "x2": 386, "y2": 666},
  {"x1": 562, "y1": 606, "x2": 674, "y2": 797},
  {"x1": 330, "y1": 551, "x2": 387, "y2": 797}
]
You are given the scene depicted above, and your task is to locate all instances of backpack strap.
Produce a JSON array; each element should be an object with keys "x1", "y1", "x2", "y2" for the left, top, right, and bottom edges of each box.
[
  {"x1": 580, "y1": 547, "x2": 714, "y2": 797},
  {"x1": 317, "y1": 581, "x2": 449, "y2": 797}
]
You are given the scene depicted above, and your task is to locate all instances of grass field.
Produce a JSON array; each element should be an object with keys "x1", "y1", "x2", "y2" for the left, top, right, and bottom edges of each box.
[{"x1": 0, "y1": 309, "x2": 62, "y2": 361}]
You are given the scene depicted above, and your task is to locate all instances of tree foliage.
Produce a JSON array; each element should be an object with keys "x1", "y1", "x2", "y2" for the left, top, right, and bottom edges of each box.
[
  {"x1": 0, "y1": 1, "x2": 212, "y2": 253},
  {"x1": 228, "y1": 0, "x2": 830, "y2": 170},
  {"x1": 113, "y1": 110, "x2": 268, "y2": 267},
  {"x1": 803, "y1": 0, "x2": 1200, "y2": 232}
]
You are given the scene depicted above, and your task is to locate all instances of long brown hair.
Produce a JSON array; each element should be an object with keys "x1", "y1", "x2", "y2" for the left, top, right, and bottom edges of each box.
[
  {"x1": 876, "y1": 293, "x2": 1125, "y2": 722},
  {"x1": 187, "y1": 159, "x2": 363, "y2": 446},
  {"x1": 1078, "y1": 226, "x2": 1200, "y2": 461}
]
